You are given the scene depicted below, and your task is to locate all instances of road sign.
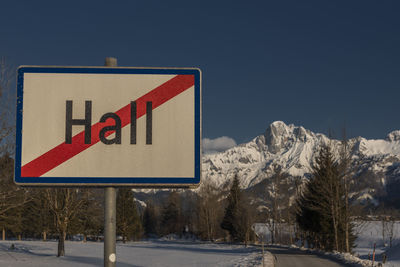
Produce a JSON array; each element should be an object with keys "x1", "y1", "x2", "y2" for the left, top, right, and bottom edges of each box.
[{"x1": 15, "y1": 66, "x2": 201, "y2": 187}]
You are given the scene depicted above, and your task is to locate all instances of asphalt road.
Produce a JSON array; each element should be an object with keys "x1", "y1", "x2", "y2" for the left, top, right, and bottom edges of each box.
[{"x1": 267, "y1": 246, "x2": 348, "y2": 267}]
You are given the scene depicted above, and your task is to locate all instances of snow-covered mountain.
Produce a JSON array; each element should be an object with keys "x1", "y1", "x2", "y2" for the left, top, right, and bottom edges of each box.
[
  {"x1": 202, "y1": 121, "x2": 400, "y2": 206},
  {"x1": 135, "y1": 121, "x2": 400, "y2": 209}
]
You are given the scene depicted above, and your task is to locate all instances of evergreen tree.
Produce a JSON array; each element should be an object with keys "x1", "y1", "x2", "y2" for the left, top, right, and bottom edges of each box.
[
  {"x1": 8, "y1": 205, "x2": 24, "y2": 240},
  {"x1": 143, "y1": 201, "x2": 158, "y2": 237},
  {"x1": 221, "y1": 175, "x2": 243, "y2": 242},
  {"x1": 67, "y1": 189, "x2": 103, "y2": 242},
  {"x1": 116, "y1": 188, "x2": 142, "y2": 242},
  {"x1": 296, "y1": 144, "x2": 355, "y2": 252},
  {"x1": 161, "y1": 191, "x2": 183, "y2": 235},
  {"x1": 23, "y1": 190, "x2": 53, "y2": 240},
  {"x1": 32, "y1": 189, "x2": 54, "y2": 240}
]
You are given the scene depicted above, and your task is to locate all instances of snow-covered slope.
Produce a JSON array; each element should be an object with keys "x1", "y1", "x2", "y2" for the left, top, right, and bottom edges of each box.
[
  {"x1": 135, "y1": 121, "x2": 400, "y2": 208},
  {"x1": 202, "y1": 121, "x2": 400, "y2": 204}
]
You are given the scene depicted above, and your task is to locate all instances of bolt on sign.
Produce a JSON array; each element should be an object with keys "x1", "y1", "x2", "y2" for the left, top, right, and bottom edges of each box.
[{"x1": 15, "y1": 66, "x2": 201, "y2": 187}]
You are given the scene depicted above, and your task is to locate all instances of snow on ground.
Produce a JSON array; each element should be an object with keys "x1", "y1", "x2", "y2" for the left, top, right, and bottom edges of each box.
[
  {"x1": 0, "y1": 240, "x2": 268, "y2": 267},
  {"x1": 386, "y1": 244, "x2": 400, "y2": 267},
  {"x1": 354, "y1": 220, "x2": 400, "y2": 267},
  {"x1": 254, "y1": 220, "x2": 400, "y2": 266},
  {"x1": 3, "y1": 220, "x2": 399, "y2": 266}
]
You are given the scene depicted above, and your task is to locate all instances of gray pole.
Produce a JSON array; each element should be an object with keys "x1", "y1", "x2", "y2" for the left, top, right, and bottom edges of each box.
[{"x1": 104, "y1": 57, "x2": 117, "y2": 267}]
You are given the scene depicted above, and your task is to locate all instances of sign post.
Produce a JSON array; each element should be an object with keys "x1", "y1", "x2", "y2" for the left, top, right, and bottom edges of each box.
[
  {"x1": 15, "y1": 61, "x2": 202, "y2": 265},
  {"x1": 104, "y1": 186, "x2": 116, "y2": 267},
  {"x1": 104, "y1": 57, "x2": 117, "y2": 267}
]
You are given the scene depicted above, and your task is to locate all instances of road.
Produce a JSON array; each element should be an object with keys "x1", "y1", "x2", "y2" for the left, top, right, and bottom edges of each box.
[{"x1": 267, "y1": 246, "x2": 348, "y2": 267}]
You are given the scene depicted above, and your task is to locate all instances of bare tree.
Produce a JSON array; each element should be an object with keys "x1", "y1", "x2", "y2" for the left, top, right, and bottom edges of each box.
[
  {"x1": 339, "y1": 128, "x2": 353, "y2": 253},
  {"x1": 197, "y1": 180, "x2": 224, "y2": 241},
  {"x1": 0, "y1": 57, "x2": 14, "y2": 155},
  {"x1": 44, "y1": 188, "x2": 86, "y2": 257},
  {"x1": 380, "y1": 208, "x2": 399, "y2": 248},
  {"x1": 239, "y1": 199, "x2": 256, "y2": 247},
  {"x1": 266, "y1": 165, "x2": 284, "y2": 244},
  {"x1": 0, "y1": 58, "x2": 32, "y2": 240},
  {"x1": 386, "y1": 217, "x2": 397, "y2": 248},
  {"x1": 0, "y1": 155, "x2": 30, "y2": 240}
]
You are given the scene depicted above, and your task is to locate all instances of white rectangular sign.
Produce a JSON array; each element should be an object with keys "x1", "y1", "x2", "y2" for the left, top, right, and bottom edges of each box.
[{"x1": 15, "y1": 66, "x2": 201, "y2": 187}]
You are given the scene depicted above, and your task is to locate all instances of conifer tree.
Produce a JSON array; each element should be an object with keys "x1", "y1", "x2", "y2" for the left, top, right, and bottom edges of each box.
[
  {"x1": 116, "y1": 188, "x2": 142, "y2": 242},
  {"x1": 70, "y1": 189, "x2": 103, "y2": 242},
  {"x1": 8, "y1": 205, "x2": 24, "y2": 240},
  {"x1": 296, "y1": 144, "x2": 355, "y2": 252},
  {"x1": 161, "y1": 191, "x2": 183, "y2": 235},
  {"x1": 221, "y1": 175, "x2": 243, "y2": 242},
  {"x1": 30, "y1": 189, "x2": 54, "y2": 240},
  {"x1": 24, "y1": 190, "x2": 53, "y2": 240},
  {"x1": 143, "y1": 201, "x2": 158, "y2": 237}
]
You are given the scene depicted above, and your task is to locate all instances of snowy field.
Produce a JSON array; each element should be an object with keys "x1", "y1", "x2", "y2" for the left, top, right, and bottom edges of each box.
[
  {"x1": 0, "y1": 240, "x2": 266, "y2": 267},
  {"x1": 1, "y1": 220, "x2": 398, "y2": 266},
  {"x1": 354, "y1": 220, "x2": 400, "y2": 267},
  {"x1": 254, "y1": 221, "x2": 400, "y2": 267}
]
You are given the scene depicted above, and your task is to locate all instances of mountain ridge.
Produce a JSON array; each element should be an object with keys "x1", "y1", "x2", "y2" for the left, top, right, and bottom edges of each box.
[
  {"x1": 202, "y1": 121, "x2": 400, "y2": 207},
  {"x1": 135, "y1": 121, "x2": 400, "y2": 209}
]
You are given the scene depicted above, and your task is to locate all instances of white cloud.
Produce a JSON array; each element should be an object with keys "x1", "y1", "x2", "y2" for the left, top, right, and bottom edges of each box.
[{"x1": 203, "y1": 136, "x2": 237, "y2": 154}]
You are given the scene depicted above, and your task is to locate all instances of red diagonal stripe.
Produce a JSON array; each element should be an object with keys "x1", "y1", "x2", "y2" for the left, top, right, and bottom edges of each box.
[{"x1": 21, "y1": 75, "x2": 195, "y2": 177}]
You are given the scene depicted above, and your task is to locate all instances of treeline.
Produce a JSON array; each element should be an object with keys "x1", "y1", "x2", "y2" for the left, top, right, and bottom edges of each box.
[
  {"x1": 0, "y1": 154, "x2": 259, "y2": 256},
  {"x1": 0, "y1": 155, "x2": 141, "y2": 256},
  {"x1": 141, "y1": 176, "x2": 257, "y2": 245},
  {"x1": 3, "y1": 139, "x2": 397, "y2": 256}
]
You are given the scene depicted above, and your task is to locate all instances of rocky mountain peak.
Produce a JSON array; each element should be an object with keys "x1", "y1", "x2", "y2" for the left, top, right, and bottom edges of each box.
[
  {"x1": 264, "y1": 121, "x2": 316, "y2": 153},
  {"x1": 202, "y1": 121, "x2": 400, "y2": 192},
  {"x1": 264, "y1": 121, "x2": 290, "y2": 153},
  {"x1": 386, "y1": 130, "x2": 400, "y2": 142}
]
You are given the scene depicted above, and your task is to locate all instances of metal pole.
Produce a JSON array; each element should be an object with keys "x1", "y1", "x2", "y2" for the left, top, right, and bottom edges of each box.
[
  {"x1": 104, "y1": 187, "x2": 116, "y2": 266},
  {"x1": 104, "y1": 57, "x2": 117, "y2": 267}
]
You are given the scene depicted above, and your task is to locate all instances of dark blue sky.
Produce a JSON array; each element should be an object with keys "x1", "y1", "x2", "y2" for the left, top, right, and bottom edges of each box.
[{"x1": 2, "y1": 0, "x2": 400, "y2": 143}]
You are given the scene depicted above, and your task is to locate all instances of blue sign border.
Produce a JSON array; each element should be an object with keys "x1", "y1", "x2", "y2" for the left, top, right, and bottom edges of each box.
[{"x1": 15, "y1": 66, "x2": 201, "y2": 187}]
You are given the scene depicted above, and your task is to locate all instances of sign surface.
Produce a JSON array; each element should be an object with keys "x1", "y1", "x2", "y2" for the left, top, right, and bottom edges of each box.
[{"x1": 15, "y1": 66, "x2": 201, "y2": 187}]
